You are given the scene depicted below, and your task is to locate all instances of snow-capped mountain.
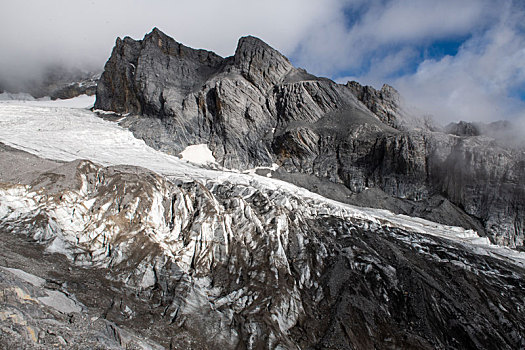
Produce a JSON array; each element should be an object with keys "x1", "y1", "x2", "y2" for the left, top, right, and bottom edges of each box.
[{"x1": 1, "y1": 29, "x2": 525, "y2": 349}]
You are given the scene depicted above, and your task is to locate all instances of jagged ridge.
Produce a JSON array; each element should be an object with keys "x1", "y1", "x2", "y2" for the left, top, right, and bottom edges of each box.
[{"x1": 95, "y1": 28, "x2": 525, "y2": 248}]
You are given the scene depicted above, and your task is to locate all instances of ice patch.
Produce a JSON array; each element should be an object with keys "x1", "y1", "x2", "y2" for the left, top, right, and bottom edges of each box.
[
  {"x1": 179, "y1": 144, "x2": 216, "y2": 165},
  {"x1": 46, "y1": 237, "x2": 72, "y2": 257},
  {"x1": 243, "y1": 163, "x2": 279, "y2": 177}
]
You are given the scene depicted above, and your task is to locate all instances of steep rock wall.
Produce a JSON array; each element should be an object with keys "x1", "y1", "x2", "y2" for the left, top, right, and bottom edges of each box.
[{"x1": 94, "y1": 29, "x2": 525, "y2": 247}]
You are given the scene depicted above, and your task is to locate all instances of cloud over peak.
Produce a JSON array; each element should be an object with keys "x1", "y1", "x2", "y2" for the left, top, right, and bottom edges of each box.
[{"x1": 1, "y1": 0, "x2": 524, "y2": 124}]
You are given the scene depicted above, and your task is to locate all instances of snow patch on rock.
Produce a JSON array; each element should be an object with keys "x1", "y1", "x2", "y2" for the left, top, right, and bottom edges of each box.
[{"x1": 179, "y1": 144, "x2": 216, "y2": 165}]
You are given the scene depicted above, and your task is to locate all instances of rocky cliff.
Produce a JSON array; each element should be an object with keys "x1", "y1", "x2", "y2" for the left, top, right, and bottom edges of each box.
[{"x1": 95, "y1": 28, "x2": 525, "y2": 248}]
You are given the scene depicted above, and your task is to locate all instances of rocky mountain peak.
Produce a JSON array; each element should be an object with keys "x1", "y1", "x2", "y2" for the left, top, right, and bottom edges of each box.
[
  {"x1": 380, "y1": 83, "x2": 400, "y2": 103},
  {"x1": 145, "y1": 26, "x2": 167, "y2": 39},
  {"x1": 94, "y1": 30, "x2": 525, "y2": 248},
  {"x1": 346, "y1": 81, "x2": 403, "y2": 128},
  {"x1": 139, "y1": 27, "x2": 225, "y2": 66},
  {"x1": 233, "y1": 35, "x2": 294, "y2": 90},
  {"x1": 234, "y1": 35, "x2": 284, "y2": 57},
  {"x1": 142, "y1": 27, "x2": 177, "y2": 52},
  {"x1": 445, "y1": 121, "x2": 481, "y2": 136},
  {"x1": 95, "y1": 28, "x2": 225, "y2": 114}
]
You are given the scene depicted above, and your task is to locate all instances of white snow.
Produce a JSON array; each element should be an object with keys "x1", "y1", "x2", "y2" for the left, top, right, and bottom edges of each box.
[
  {"x1": 243, "y1": 163, "x2": 279, "y2": 177},
  {"x1": 0, "y1": 103, "x2": 193, "y2": 176},
  {"x1": 0, "y1": 94, "x2": 95, "y2": 109},
  {"x1": 0, "y1": 100, "x2": 524, "y2": 267},
  {"x1": 179, "y1": 144, "x2": 216, "y2": 165}
]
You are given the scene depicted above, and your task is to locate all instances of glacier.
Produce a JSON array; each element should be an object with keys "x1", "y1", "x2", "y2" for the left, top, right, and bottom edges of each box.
[{"x1": 0, "y1": 100, "x2": 523, "y2": 266}]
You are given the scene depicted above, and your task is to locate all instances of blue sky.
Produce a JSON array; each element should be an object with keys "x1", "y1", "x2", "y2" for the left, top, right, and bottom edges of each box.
[{"x1": 2, "y1": 0, "x2": 525, "y2": 124}]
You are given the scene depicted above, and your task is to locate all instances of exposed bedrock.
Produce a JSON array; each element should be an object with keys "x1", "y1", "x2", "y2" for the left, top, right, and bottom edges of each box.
[{"x1": 95, "y1": 28, "x2": 525, "y2": 247}]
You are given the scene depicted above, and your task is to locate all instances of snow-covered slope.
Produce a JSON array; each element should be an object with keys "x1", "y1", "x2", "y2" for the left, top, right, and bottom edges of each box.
[
  {"x1": 0, "y1": 100, "x2": 522, "y2": 266},
  {"x1": 0, "y1": 93, "x2": 96, "y2": 108}
]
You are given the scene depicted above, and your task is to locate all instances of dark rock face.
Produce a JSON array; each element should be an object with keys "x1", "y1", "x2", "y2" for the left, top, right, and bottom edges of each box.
[
  {"x1": 445, "y1": 121, "x2": 481, "y2": 136},
  {"x1": 50, "y1": 81, "x2": 97, "y2": 100},
  {"x1": 95, "y1": 28, "x2": 525, "y2": 248},
  {"x1": 96, "y1": 28, "x2": 225, "y2": 115}
]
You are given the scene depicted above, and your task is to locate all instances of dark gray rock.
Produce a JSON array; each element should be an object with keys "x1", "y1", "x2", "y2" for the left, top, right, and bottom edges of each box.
[
  {"x1": 445, "y1": 120, "x2": 524, "y2": 148},
  {"x1": 95, "y1": 27, "x2": 225, "y2": 115},
  {"x1": 94, "y1": 28, "x2": 525, "y2": 248},
  {"x1": 445, "y1": 121, "x2": 481, "y2": 136},
  {"x1": 233, "y1": 35, "x2": 294, "y2": 92},
  {"x1": 49, "y1": 80, "x2": 97, "y2": 100}
]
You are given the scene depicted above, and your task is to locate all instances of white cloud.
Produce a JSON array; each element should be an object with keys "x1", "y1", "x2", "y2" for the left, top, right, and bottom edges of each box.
[
  {"x1": 292, "y1": 0, "x2": 495, "y2": 75},
  {"x1": 309, "y1": 0, "x2": 525, "y2": 125},
  {"x1": 1, "y1": 0, "x2": 524, "y2": 125},
  {"x1": 0, "y1": 0, "x2": 343, "y2": 85},
  {"x1": 392, "y1": 4, "x2": 525, "y2": 124}
]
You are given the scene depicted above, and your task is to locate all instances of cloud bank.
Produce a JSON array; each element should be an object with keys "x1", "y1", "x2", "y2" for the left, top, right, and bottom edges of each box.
[
  {"x1": 0, "y1": 0, "x2": 342, "y2": 83},
  {"x1": 1, "y1": 0, "x2": 524, "y2": 124},
  {"x1": 316, "y1": 0, "x2": 525, "y2": 125}
]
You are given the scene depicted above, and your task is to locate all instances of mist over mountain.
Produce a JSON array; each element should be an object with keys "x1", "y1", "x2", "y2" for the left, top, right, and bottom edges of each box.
[{"x1": 0, "y1": 63, "x2": 100, "y2": 100}]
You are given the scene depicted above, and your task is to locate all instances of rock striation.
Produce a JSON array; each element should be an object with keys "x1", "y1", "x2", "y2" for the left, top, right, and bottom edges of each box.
[{"x1": 95, "y1": 28, "x2": 525, "y2": 248}]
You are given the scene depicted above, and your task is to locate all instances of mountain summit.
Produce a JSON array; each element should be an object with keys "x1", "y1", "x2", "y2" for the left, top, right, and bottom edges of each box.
[{"x1": 95, "y1": 28, "x2": 525, "y2": 248}]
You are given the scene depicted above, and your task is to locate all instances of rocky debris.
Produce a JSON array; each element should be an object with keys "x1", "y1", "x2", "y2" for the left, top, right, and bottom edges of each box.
[
  {"x1": 0, "y1": 146, "x2": 524, "y2": 349},
  {"x1": 0, "y1": 265, "x2": 163, "y2": 349},
  {"x1": 94, "y1": 28, "x2": 525, "y2": 248}
]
